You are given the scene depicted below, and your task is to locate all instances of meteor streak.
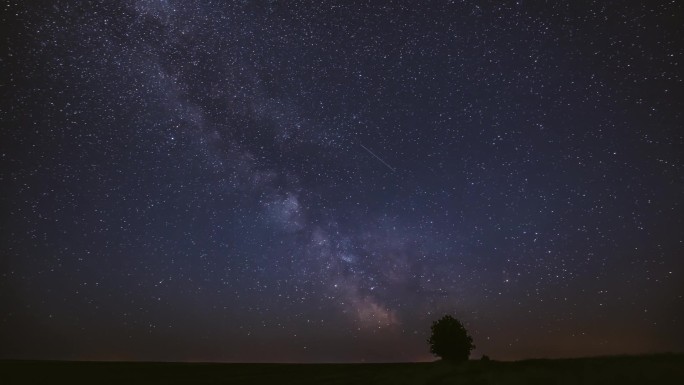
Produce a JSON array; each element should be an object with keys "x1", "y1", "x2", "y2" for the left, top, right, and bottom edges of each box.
[{"x1": 360, "y1": 144, "x2": 396, "y2": 172}]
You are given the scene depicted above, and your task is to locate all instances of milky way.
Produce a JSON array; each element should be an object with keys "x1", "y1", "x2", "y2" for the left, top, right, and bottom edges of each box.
[{"x1": 1, "y1": 1, "x2": 683, "y2": 362}]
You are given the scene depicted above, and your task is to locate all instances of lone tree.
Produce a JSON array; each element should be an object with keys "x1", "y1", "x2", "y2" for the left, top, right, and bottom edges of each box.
[{"x1": 427, "y1": 315, "x2": 475, "y2": 363}]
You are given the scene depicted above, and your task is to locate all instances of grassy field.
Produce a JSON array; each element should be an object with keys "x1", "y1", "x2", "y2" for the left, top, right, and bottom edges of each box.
[{"x1": 2, "y1": 353, "x2": 683, "y2": 384}]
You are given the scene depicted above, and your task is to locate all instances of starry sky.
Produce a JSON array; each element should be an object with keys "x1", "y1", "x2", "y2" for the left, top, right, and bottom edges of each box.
[{"x1": 1, "y1": 1, "x2": 683, "y2": 363}]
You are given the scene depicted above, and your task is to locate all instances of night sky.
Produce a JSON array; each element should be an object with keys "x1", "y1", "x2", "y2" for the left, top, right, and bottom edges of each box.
[{"x1": 1, "y1": 1, "x2": 683, "y2": 363}]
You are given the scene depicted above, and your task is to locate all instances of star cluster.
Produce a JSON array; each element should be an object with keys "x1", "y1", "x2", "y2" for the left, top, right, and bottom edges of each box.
[{"x1": 1, "y1": 1, "x2": 682, "y2": 362}]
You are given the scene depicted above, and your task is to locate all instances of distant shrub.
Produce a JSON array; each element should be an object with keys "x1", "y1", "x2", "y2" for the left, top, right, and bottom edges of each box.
[{"x1": 481, "y1": 355, "x2": 490, "y2": 361}]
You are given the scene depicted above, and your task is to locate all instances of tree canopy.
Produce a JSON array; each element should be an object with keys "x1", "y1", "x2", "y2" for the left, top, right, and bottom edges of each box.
[{"x1": 427, "y1": 315, "x2": 475, "y2": 363}]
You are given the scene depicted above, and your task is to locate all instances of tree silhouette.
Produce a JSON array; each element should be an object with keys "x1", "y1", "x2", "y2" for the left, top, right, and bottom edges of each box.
[{"x1": 427, "y1": 315, "x2": 475, "y2": 363}]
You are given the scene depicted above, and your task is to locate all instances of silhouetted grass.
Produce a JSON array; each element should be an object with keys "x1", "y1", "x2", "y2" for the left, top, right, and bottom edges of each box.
[{"x1": 2, "y1": 353, "x2": 682, "y2": 384}]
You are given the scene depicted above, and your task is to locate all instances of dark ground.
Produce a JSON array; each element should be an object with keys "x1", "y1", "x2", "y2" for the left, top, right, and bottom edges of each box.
[{"x1": 2, "y1": 354, "x2": 683, "y2": 384}]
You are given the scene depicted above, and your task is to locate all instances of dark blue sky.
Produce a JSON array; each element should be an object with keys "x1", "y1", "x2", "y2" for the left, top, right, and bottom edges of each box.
[{"x1": 1, "y1": 1, "x2": 682, "y2": 362}]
